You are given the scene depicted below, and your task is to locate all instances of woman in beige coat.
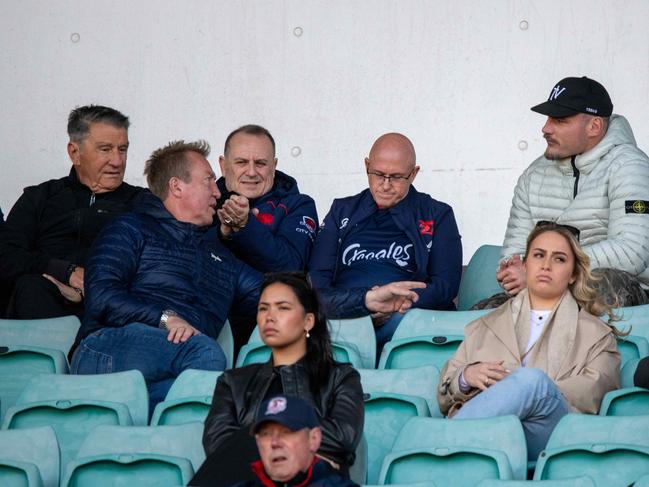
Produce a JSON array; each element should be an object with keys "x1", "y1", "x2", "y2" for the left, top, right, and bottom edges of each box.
[{"x1": 438, "y1": 222, "x2": 621, "y2": 460}]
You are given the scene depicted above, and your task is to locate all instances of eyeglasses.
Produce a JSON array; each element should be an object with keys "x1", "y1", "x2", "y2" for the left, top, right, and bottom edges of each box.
[
  {"x1": 535, "y1": 220, "x2": 580, "y2": 241},
  {"x1": 366, "y1": 167, "x2": 416, "y2": 185}
]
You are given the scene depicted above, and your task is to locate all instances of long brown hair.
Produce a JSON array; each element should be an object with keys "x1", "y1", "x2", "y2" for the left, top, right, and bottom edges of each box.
[{"x1": 524, "y1": 222, "x2": 626, "y2": 335}]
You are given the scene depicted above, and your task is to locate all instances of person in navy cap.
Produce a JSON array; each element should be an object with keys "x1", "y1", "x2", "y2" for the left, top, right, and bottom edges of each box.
[
  {"x1": 481, "y1": 76, "x2": 649, "y2": 309},
  {"x1": 227, "y1": 395, "x2": 358, "y2": 486}
]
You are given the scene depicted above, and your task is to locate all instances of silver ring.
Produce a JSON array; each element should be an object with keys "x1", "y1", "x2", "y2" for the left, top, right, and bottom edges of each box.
[{"x1": 224, "y1": 218, "x2": 232, "y2": 224}]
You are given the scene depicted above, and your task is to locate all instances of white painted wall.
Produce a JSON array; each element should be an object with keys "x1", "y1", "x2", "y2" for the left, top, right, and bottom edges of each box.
[{"x1": 2, "y1": 0, "x2": 648, "y2": 263}]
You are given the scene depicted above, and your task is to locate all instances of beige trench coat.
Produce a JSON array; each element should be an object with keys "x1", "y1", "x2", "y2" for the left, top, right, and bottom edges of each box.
[{"x1": 437, "y1": 290, "x2": 620, "y2": 416}]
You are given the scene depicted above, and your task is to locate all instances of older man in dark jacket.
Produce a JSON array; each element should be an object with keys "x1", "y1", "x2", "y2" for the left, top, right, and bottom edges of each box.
[
  {"x1": 71, "y1": 140, "x2": 262, "y2": 413},
  {"x1": 0, "y1": 105, "x2": 143, "y2": 319}
]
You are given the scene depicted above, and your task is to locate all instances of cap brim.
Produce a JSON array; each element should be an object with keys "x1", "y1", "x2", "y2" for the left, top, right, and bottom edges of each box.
[{"x1": 530, "y1": 101, "x2": 579, "y2": 118}]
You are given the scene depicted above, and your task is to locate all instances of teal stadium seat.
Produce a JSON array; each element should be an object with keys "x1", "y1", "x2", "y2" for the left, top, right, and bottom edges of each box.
[
  {"x1": 615, "y1": 334, "x2": 649, "y2": 368},
  {"x1": 621, "y1": 357, "x2": 640, "y2": 388},
  {"x1": 635, "y1": 473, "x2": 649, "y2": 487},
  {"x1": 62, "y1": 422, "x2": 204, "y2": 487},
  {"x1": 477, "y1": 478, "x2": 595, "y2": 486},
  {"x1": 615, "y1": 304, "x2": 649, "y2": 342},
  {"x1": 457, "y1": 244, "x2": 503, "y2": 310},
  {"x1": 378, "y1": 309, "x2": 488, "y2": 370},
  {"x1": 599, "y1": 386, "x2": 649, "y2": 417},
  {"x1": 534, "y1": 414, "x2": 649, "y2": 486},
  {"x1": 150, "y1": 369, "x2": 222, "y2": 426},
  {"x1": 359, "y1": 366, "x2": 440, "y2": 484},
  {"x1": 362, "y1": 484, "x2": 434, "y2": 487},
  {"x1": 2, "y1": 370, "x2": 148, "y2": 483},
  {"x1": 350, "y1": 434, "x2": 367, "y2": 485},
  {"x1": 0, "y1": 426, "x2": 60, "y2": 487},
  {"x1": 378, "y1": 415, "x2": 527, "y2": 486},
  {"x1": 236, "y1": 316, "x2": 375, "y2": 369},
  {"x1": 0, "y1": 316, "x2": 81, "y2": 420},
  {"x1": 216, "y1": 320, "x2": 234, "y2": 369}
]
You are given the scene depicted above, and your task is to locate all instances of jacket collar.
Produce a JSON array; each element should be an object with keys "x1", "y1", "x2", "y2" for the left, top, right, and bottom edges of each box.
[
  {"x1": 481, "y1": 289, "x2": 580, "y2": 378},
  {"x1": 250, "y1": 457, "x2": 320, "y2": 487},
  {"x1": 553, "y1": 114, "x2": 637, "y2": 175}
]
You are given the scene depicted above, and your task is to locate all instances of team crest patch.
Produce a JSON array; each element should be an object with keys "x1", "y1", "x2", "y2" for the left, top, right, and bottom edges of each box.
[
  {"x1": 418, "y1": 220, "x2": 434, "y2": 235},
  {"x1": 301, "y1": 216, "x2": 317, "y2": 233},
  {"x1": 625, "y1": 200, "x2": 649, "y2": 214},
  {"x1": 256, "y1": 213, "x2": 274, "y2": 225},
  {"x1": 266, "y1": 397, "x2": 287, "y2": 415}
]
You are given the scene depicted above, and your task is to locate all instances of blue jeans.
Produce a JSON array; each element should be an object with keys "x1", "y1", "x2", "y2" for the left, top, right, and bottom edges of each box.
[
  {"x1": 452, "y1": 367, "x2": 569, "y2": 460},
  {"x1": 375, "y1": 312, "x2": 405, "y2": 357},
  {"x1": 71, "y1": 323, "x2": 226, "y2": 418}
]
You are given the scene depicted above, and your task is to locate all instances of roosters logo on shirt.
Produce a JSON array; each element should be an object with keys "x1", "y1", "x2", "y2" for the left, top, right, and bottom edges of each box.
[
  {"x1": 301, "y1": 216, "x2": 317, "y2": 233},
  {"x1": 419, "y1": 220, "x2": 434, "y2": 235}
]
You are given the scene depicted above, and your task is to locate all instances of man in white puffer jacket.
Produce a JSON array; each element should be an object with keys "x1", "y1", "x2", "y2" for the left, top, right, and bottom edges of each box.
[{"x1": 495, "y1": 76, "x2": 649, "y2": 308}]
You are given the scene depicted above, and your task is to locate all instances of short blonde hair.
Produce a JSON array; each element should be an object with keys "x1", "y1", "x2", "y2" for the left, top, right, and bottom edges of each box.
[{"x1": 144, "y1": 140, "x2": 210, "y2": 199}]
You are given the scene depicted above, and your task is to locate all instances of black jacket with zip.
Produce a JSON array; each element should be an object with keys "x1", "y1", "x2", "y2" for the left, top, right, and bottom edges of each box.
[
  {"x1": 0, "y1": 168, "x2": 143, "y2": 284},
  {"x1": 202, "y1": 358, "x2": 364, "y2": 471}
]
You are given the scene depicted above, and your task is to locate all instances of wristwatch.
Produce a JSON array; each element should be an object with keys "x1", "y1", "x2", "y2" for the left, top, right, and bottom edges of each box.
[{"x1": 159, "y1": 309, "x2": 178, "y2": 330}]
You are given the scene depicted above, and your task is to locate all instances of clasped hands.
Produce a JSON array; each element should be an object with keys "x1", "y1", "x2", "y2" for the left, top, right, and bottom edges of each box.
[
  {"x1": 463, "y1": 360, "x2": 510, "y2": 391},
  {"x1": 218, "y1": 194, "x2": 259, "y2": 236},
  {"x1": 365, "y1": 281, "x2": 426, "y2": 324},
  {"x1": 43, "y1": 266, "x2": 85, "y2": 303}
]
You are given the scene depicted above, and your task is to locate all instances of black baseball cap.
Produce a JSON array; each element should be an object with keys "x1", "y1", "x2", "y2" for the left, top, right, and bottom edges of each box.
[
  {"x1": 531, "y1": 76, "x2": 613, "y2": 118},
  {"x1": 251, "y1": 395, "x2": 319, "y2": 434}
]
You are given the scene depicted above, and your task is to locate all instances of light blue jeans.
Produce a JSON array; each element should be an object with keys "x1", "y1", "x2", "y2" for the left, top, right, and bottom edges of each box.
[
  {"x1": 71, "y1": 323, "x2": 226, "y2": 418},
  {"x1": 452, "y1": 367, "x2": 570, "y2": 460}
]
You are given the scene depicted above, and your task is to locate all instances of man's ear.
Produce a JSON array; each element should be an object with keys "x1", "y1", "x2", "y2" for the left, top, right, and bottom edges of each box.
[
  {"x1": 168, "y1": 176, "x2": 183, "y2": 198},
  {"x1": 308, "y1": 427, "x2": 322, "y2": 453},
  {"x1": 364, "y1": 157, "x2": 370, "y2": 171},
  {"x1": 67, "y1": 142, "x2": 80, "y2": 165},
  {"x1": 587, "y1": 116, "x2": 605, "y2": 138}
]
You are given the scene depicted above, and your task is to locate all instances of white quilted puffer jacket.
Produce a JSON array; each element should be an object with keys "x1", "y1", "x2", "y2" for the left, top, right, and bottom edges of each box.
[{"x1": 502, "y1": 114, "x2": 649, "y2": 286}]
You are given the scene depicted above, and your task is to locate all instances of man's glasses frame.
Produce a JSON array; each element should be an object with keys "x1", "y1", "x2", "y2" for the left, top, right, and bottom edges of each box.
[{"x1": 366, "y1": 167, "x2": 416, "y2": 185}]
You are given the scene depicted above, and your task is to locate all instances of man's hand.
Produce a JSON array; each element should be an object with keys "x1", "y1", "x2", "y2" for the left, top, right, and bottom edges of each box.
[
  {"x1": 463, "y1": 360, "x2": 510, "y2": 391},
  {"x1": 68, "y1": 266, "x2": 85, "y2": 291},
  {"x1": 218, "y1": 194, "x2": 254, "y2": 236},
  {"x1": 165, "y1": 315, "x2": 201, "y2": 343},
  {"x1": 364, "y1": 281, "x2": 426, "y2": 314},
  {"x1": 496, "y1": 255, "x2": 526, "y2": 296},
  {"x1": 43, "y1": 274, "x2": 83, "y2": 303}
]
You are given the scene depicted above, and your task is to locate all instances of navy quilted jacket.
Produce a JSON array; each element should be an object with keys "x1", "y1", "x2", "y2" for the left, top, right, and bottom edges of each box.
[{"x1": 77, "y1": 191, "x2": 262, "y2": 343}]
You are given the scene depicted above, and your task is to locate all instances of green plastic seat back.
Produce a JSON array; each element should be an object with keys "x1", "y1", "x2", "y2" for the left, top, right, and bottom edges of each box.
[
  {"x1": 349, "y1": 434, "x2": 367, "y2": 485},
  {"x1": 65, "y1": 456, "x2": 193, "y2": 487},
  {"x1": 616, "y1": 334, "x2": 649, "y2": 368},
  {"x1": 63, "y1": 423, "x2": 204, "y2": 486},
  {"x1": 476, "y1": 477, "x2": 595, "y2": 486},
  {"x1": 599, "y1": 387, "x2": 649, "y2": 416},
  {"x1": 0, "y1": 426, "x2": 59, "y2": 487},
  {"x1": 361, "y1": 483, "x2": 433, "y2": 487},
  {"x1": 363, "y1": 394, "x2": 430, "y2": 484},
  {"x1": 0, "y1": 316, "x2": 81, "y2": 354},
  {"x1": 359, "y1": 366, "x2": 441, "y2": 418},
  {"x1": 0, "y1": 347, "x2": 68, "y2": 420},
  {"x1": 216, "y1": 320, "x2": 234, "y2": 369},
  {"x1": 379, "y1": 335, "x2": 463, "y2": 370},
  {"x1": 237, "y1": 317, "x2": 373, "y2": 369},
  {"x1": 392, "y1": 309, "x2": 488, "y2": 339},
  {"x1": 634, "y1": 473, "x2": 649, "y2": 487},
  {"x1": 457, "y1": 245, "x2": 503, "y2": 310},
  {"x1": 3, "y1": 370, "x2": 148, "y2": 481},
  {"x1": 382, "y1": 416, "x2": 527, "y2": 483},
  {"x1": 615, "y1": 304, "x2": 649, "y2": 342},
  {"x1": 621, "y1": 358, "x2": 640, "y2": 388},
  {"x1": 327, "y1": 316, "x2": 376, "y2": 369},
  {"x1": 150, "y1": 369, "x2": 222, "y2": 426},
  {"x1": 534, "y1": 414, "x2": 649, "y2": 486}
]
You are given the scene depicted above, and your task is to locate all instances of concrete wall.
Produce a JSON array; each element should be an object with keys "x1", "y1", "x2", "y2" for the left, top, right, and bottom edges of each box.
[{"x1": 2, "y1": 0, "x2": 648, "y2": 262}]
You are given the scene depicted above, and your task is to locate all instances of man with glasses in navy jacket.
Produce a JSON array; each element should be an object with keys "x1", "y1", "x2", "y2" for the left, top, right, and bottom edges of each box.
[{"x1": 309, "y1": 132, "x2": 462, "y2": 350}]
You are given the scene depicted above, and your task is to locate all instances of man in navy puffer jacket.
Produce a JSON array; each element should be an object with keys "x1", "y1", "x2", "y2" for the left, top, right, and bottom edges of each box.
[
  {"x1": 72, "y1": 140, "x2": 262, "y2": 412},
  {"x1": 309, "y1": 133, "x2": 462, "y2": 350}
]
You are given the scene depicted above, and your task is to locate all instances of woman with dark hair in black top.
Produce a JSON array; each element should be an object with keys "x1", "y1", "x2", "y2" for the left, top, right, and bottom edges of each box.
[{"x1": 192, "y1": 272, "x2": 364, "y2": 486}]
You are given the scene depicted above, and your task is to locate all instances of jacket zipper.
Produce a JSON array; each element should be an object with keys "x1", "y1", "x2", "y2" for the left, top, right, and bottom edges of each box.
[{"x1": 570, "y1": 156, "x2": 579, "y2": 198}]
